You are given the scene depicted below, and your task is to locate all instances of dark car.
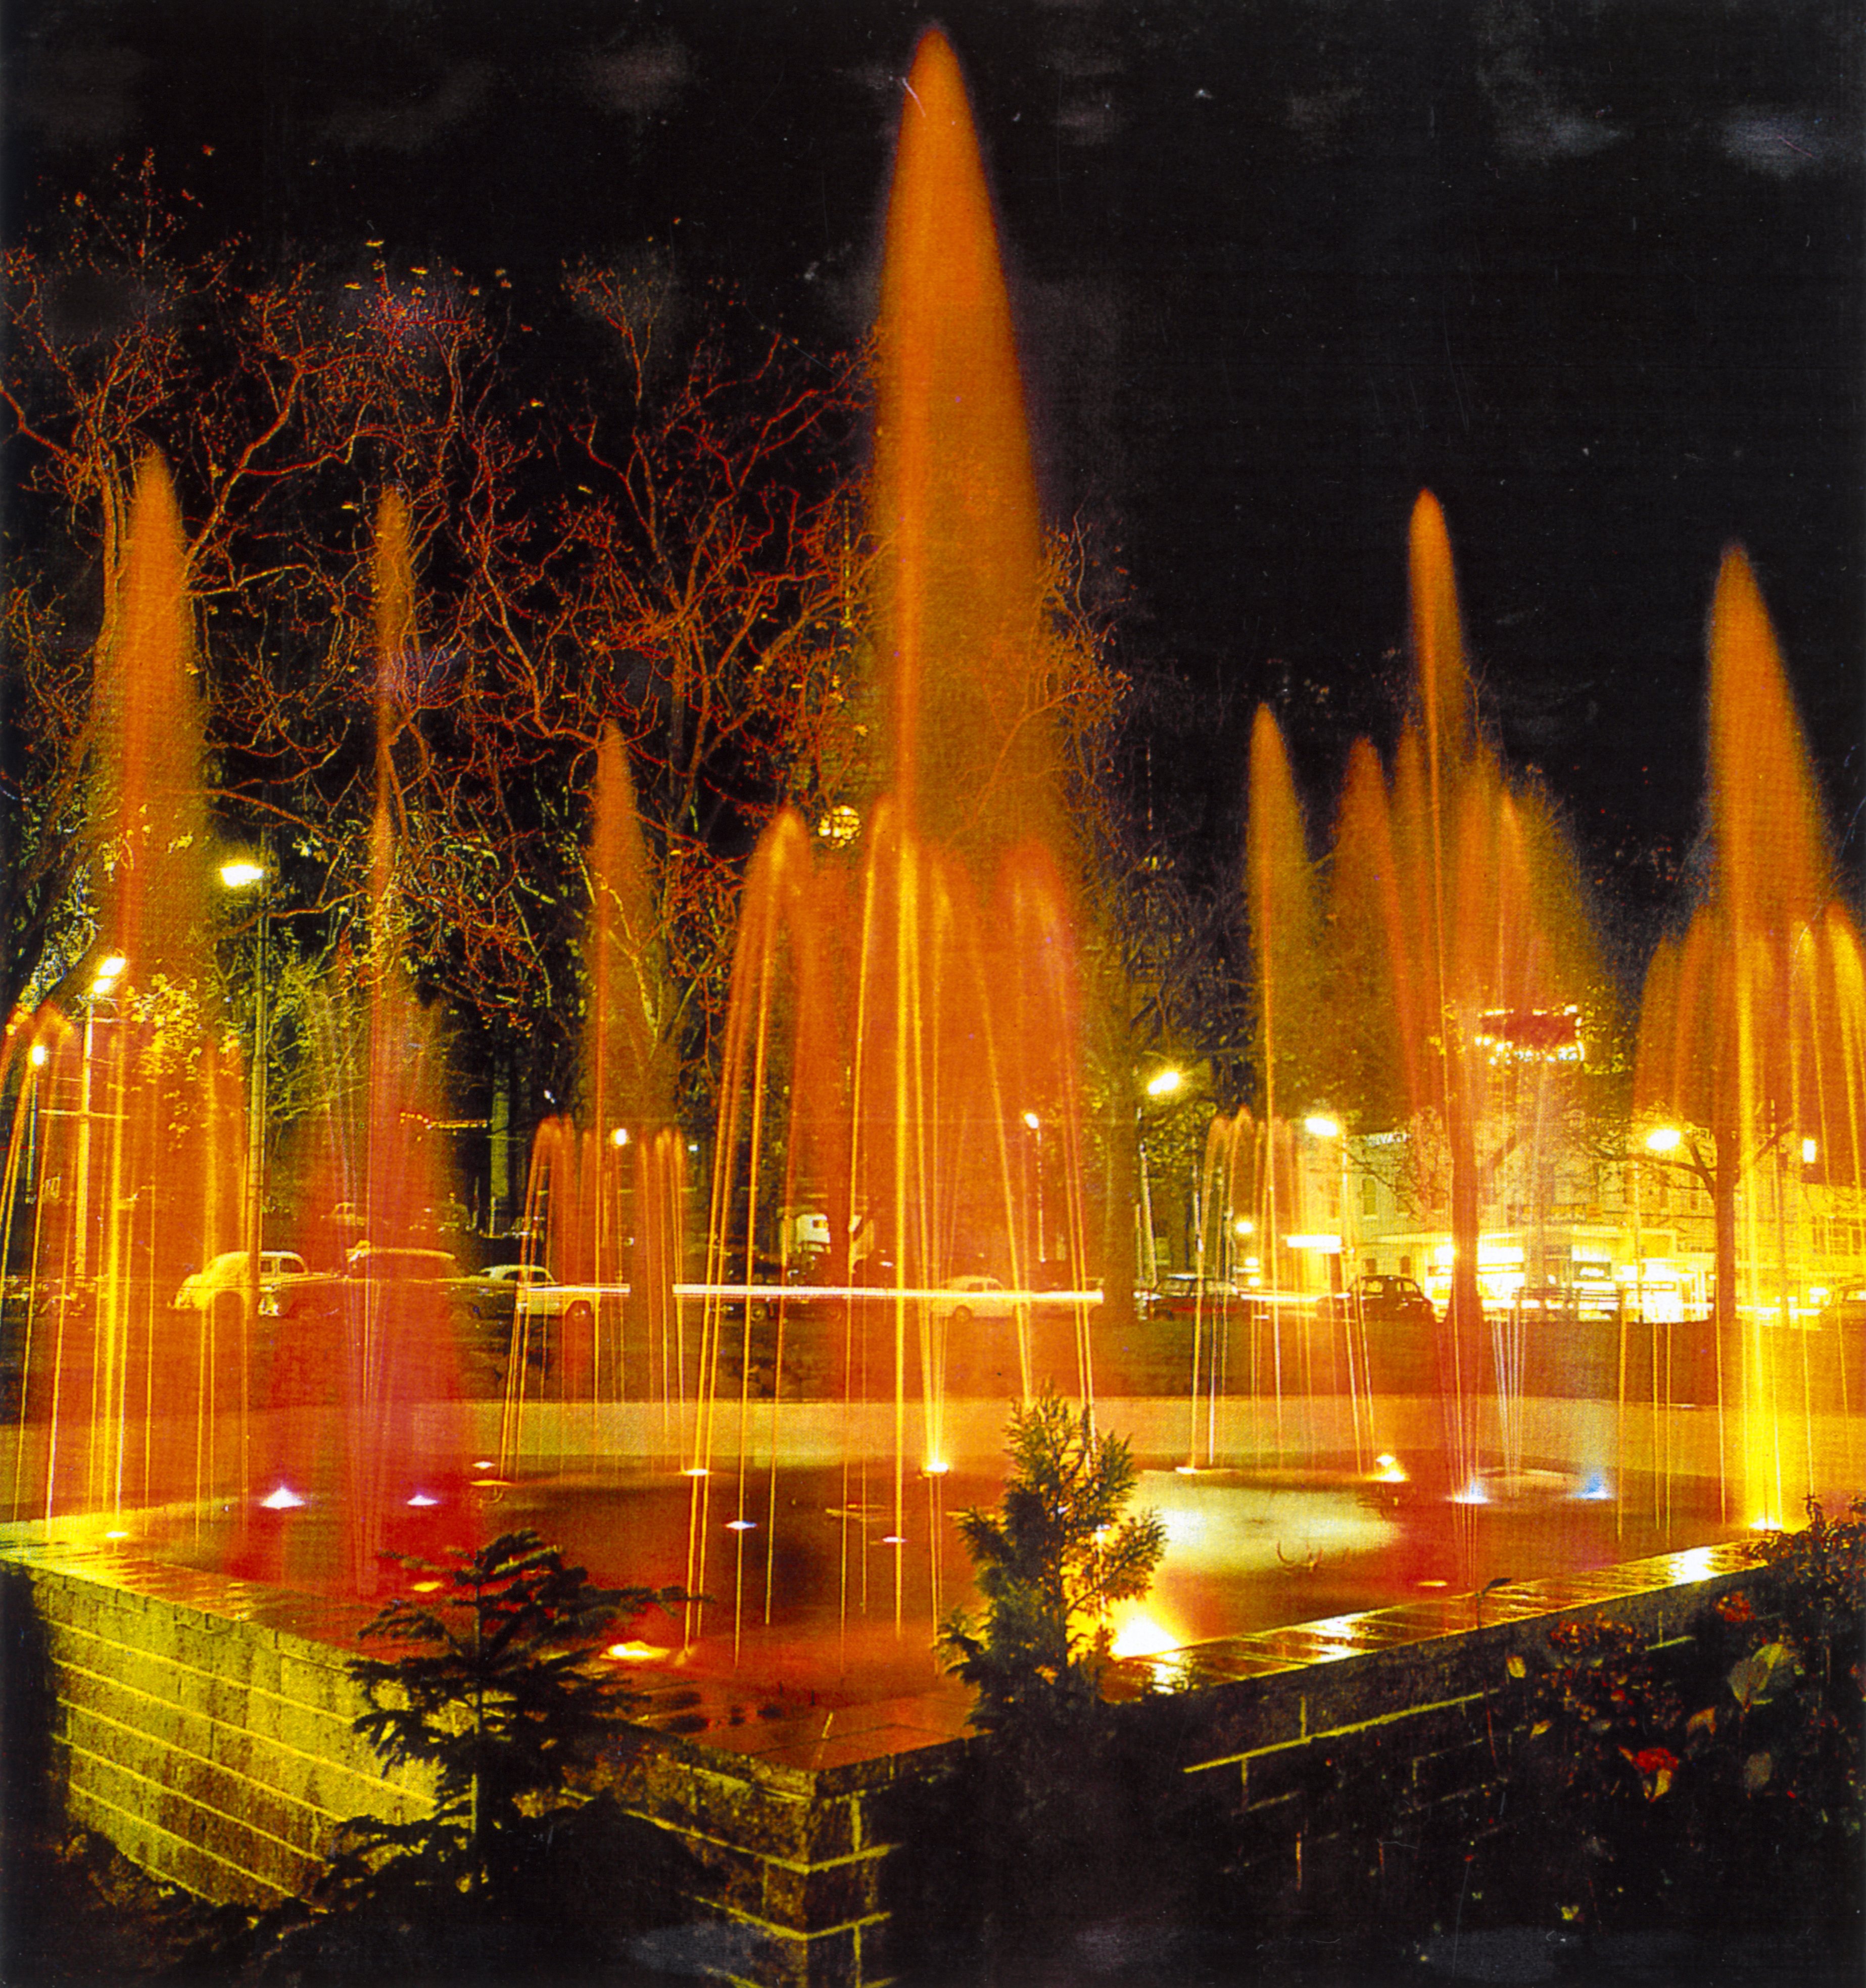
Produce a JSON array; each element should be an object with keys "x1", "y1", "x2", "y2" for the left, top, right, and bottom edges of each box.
[
  {"x1": 1512, "y1": 1281, "x2": 1622, "y2": 1323},
  {"x1": 1150, "y1": 1274, "x2": 1245, "y2": 1322},
  {"x1": 1316, "y1": 1274, "x2": 1436, "y2": 1326},
  {"x1": 1818, "y1": 1286, "x2": 1866, "y2": 1332}
]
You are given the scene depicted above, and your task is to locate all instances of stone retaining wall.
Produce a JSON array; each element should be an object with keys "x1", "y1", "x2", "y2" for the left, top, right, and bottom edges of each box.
[{"x1": 2, "y1": 1538, "x2": 1764, "y2": 1987}]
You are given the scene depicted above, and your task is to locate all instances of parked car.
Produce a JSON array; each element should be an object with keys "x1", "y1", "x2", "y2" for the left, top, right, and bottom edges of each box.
[
  {"x1": 172, "y1": 1250, "x2": 310, "y2": 1313},
  {"x1": 1511, "y1": 1281, "x2": 1621, "y2": 1323},
  {"x1": 1818, "y1": 1286, "x2": 1866, "y2": 1331},
  {"x1": 456, "y1": 1261, "x2": 555, "y2": 1328},
  {"x1": 933, "y1": 1275, "x2": 1015, "y2": 1327},
  {"x1": 1150, "y1": 1273, "x2": 1244, "y2": 1322},
  {"x1": 1316, "y1": 1274, "x2": 1436, "y2": 1326}
]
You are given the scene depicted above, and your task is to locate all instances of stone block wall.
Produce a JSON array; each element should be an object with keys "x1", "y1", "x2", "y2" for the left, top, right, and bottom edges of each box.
[
  {"x1": 2, "y1": 1537, "x2": 1766, "y2": 1986},
  {"x1": 4, "y1": 1549, "x2": 431, "y2": 1906},
  {"x1": 1109, "y1": 1543, "x2": 1764, "y2": 1931}
]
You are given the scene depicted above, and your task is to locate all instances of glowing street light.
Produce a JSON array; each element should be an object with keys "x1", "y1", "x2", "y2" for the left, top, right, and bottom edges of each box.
[
  {"x1": 221, "y1": 849, "x2": 273, "y2": 1450},
  {"x1": 1645, "y1": 1126, "x2": 1682, "y2": 1154},
  {"x1": 1801, "y1": 1138, "x2": 1819, "y2": 1166},
  {"x1": 1144, "y1": 1067, "x2": 1183, "y2": 1099},
  {"x1": 1304, "y1": 1114, "x2": 1341, "y2": 1139},
  {"x1": 610, "y1": 1125, "x2": 631, "y2": 1148},
  {"x1": 1022, "y1": 1109, "x2": 1040, "y2": 1132}
]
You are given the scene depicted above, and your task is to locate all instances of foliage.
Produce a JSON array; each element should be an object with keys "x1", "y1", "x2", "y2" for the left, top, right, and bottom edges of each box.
[
  {"x1": 207, "y1": 1531, "x2": 690, "y2": 1982},
  {"x1": 1508, "y1": 1497, "x2": 1866, "y2": 1945},
  {"x1": 886, "y1": 1394, "x2": 1193, "y2": 1979},
  {"x1": 938, "y1": 1388, "x2": 1165, "y2": 1733}
]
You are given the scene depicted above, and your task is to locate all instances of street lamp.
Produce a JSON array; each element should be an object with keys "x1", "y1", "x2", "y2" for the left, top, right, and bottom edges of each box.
[
  {"x1": 73, "y1": 952, "x2": 128, "y2": 1283},
  {"x1": 1021, "y1": 1111, "x2": 1045, "y2": 1264},
  {"x1": 220, "y1": 853, "x2": 272, "y2": 1293}
]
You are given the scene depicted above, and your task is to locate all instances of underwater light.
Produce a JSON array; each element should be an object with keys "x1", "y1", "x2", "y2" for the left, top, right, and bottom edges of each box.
[
  {"x1": 605, "y1": 1641, "x2": 664, "y2": 1663},
  {"x1": 1577, "y1": 1472, "x2": 1612, "y2": 1501},
  {"x1": 681, "y1": 1465, "x2": 709, "y2": 1478},
  {"x1": 1372, "y1": 1454, "x2": 1409, "y2": 1484},
  {"x1": 406, "y1": 1492, "x2": 440, "y2": 1508},
  {"x1": 725, "y1": 1518, "x2": 756, "y2": 1532},
  {"x1": 1451, "y1": 1479, "x2": 1491, "y2": 1506},
  {"x1": 260, "y1": 1485, "x2": 306, "y2": 1510},
  {"x1": 921, "y1": 1459, "x2": 950, "y2": 1477}
]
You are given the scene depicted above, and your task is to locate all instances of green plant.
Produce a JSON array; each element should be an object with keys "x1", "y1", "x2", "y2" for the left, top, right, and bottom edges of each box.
[
  {"x1": 890, "y1": 1394, "x2": 1183, "y2": 1978},
  {"x1": 1509, "y1": 1497, "x2": 1866, "y2": 1948},
  {"x1": 937, "y1": 1387, "x2": 1166, "y2": 1733},
  {"x1": 216, "y1": 1531, "x2": 690, "y2": 1982}
]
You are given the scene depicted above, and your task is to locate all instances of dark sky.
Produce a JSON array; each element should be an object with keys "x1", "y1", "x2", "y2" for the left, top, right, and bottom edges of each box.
[{"x1": 9, "y1": 0, "x2": 1863, "y2": 935}]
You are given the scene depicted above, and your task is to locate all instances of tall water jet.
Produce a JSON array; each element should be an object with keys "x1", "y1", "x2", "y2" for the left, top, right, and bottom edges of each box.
[
  {"x1": 1635, "y1": 548, "x2": 1866, "y2": 1525},
  {"x1": 506, "y1": 724, "x2": 687, "y2": 1460},
  {"x1": 234, "y1": 495, "x2": 478, "y2": 1594},
  {"x1": 1324, "y1": 493, "x2": 1603, "y2": 1496},
  {"x1": 3, "y1": 455, "x2": 247, "y2": 1542},
  {"x1": 679, "y1": 28, "x2": 1097, "y2": 1658}
]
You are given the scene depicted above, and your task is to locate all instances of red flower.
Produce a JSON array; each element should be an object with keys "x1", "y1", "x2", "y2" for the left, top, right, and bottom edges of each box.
[{"x1": 1716, "y1": 1591, "x2": 1755, "y2": 1624}]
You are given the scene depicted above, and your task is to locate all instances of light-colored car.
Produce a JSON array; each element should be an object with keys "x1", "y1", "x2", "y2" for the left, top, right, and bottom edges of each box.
[
  {"x1": 172, "y1": 1250, "x2": 309, "y2": 1312},
  {"x1": 933, "y1": 1275, "x2": 1015, "y2": 1327},
  {"x1": 475, "y1": 1262, "x2": 556, "y2": 1288},
  {"x1": 463, "y1": 1261, "x2": 557, "y2": 1327}
]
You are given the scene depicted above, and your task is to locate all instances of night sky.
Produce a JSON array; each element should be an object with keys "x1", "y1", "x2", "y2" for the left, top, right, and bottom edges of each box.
[{"x1": 9, "y1": 0, "x2": 1863, "y2": 949}]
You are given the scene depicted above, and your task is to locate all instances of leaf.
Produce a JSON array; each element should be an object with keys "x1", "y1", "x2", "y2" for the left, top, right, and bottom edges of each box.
[
  {"x1": 1506, "y1": 1653, "x2": 1526, "y2": 1679},
  {"x1": 1686, "y1": 1706, "x2": 1717, "y2": 1739},
  {"x1": 1742, "y1": 1750, "x2": 1774, "y2": 1793},
  {"x1": 1728, "y1": 1640, "x2": 1800, "y2": 1710}
]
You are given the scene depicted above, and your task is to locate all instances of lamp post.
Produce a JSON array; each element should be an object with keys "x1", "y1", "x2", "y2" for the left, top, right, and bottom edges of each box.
[
  {"x1": 1303, "y1": 1115, "x2": 1344, "y2": 1293},
  {"x1": 219, "y1": 856, "x2": 271, "y2": 1300},
  {"x1": 1021, "y1": 1110, "x2": 1045, "y2": 1267},
  {"x1": 71, "y1": 954, "x2": 127, "y2": 1285},
  {"x1": 1138, "y1": 1065, "x2": 1183, "y2": 1290}
]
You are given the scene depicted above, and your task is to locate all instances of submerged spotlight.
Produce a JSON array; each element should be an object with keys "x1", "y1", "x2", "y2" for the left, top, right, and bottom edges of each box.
[
  {"x1": 260, "y1": 1485, "x2": 306, "y2": 1510},
  {"x1": 406, "y1": 1492, "x2": 440, "y2": 1508}
]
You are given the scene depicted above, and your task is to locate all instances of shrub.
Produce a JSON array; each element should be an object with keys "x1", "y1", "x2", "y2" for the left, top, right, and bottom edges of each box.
[{"x1": 209, "y1": 1531, "x2": 691, "y2": 1983}]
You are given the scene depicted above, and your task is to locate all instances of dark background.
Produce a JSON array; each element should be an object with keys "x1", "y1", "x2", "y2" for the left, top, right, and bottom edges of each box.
[{"x1": 8, "y1": 0, "x2": 1862, "y2": 957}]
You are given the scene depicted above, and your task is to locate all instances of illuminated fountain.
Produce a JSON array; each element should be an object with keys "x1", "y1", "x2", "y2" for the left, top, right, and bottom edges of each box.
[
  {"x1": 1635, "y1": 549, "x2": 1866, "y2": 1528},
  {"x1": 3, "y1": 31, "x2": 1862, "y2": 1688},
  {"x1": 1, "y1": 460, "x2": 249, "y2": 1544}
]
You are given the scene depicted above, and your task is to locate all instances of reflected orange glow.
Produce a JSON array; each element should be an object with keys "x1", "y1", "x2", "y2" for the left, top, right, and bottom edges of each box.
[{"x1": 1108, "y1": 1604, "x2": 1180, "y2": 1660}]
